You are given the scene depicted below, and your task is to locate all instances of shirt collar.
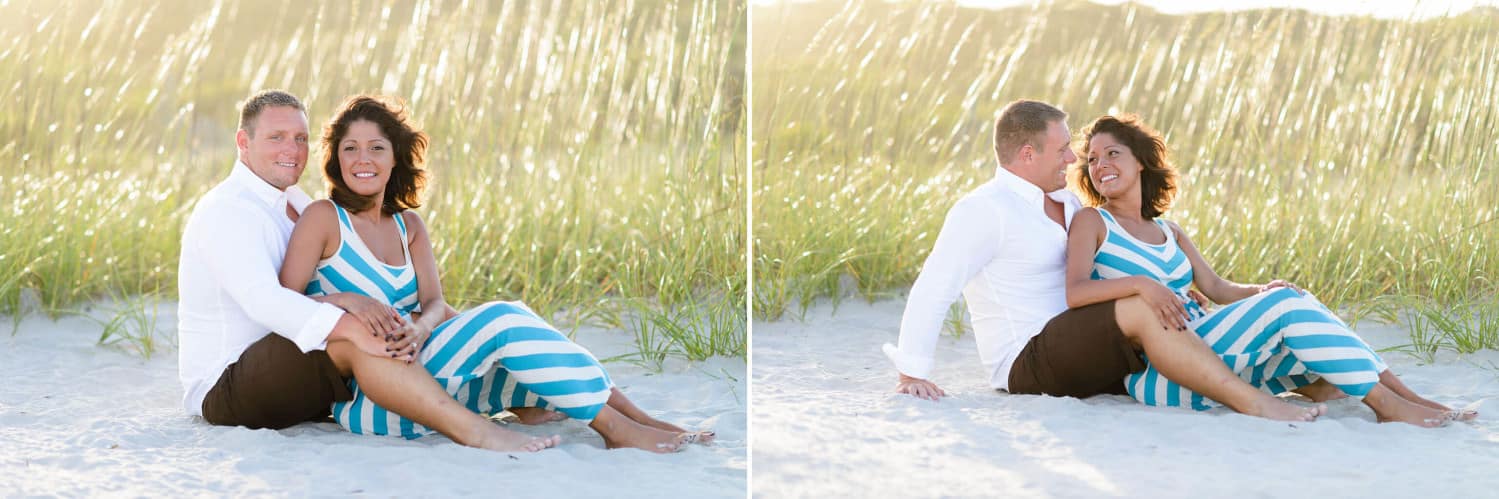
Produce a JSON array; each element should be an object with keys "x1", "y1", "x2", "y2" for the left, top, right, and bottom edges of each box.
[
  {"x1": 993, "y1": 164, "x2": 1078, "y2": 209},
  {"x1": 229, "y1": 160, "x2": 287, "y2": 208},
  {"x1": 993, "y1": 165, "x2": 1047, "y2": 205},
  {"x1": 228, "y1": 160, "x2": 312, "y2": 214}
]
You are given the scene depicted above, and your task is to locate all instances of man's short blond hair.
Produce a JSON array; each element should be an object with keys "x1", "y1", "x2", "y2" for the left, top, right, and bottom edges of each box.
[{"x1": 993, "y1": 100, "x2": 1067, "y2": 164}]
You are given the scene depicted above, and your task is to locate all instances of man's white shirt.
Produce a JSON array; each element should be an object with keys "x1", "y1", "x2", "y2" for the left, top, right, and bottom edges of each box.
[
  {"x1": 883, "y1": 166, "x2": 1080, "y2": 390},
  {"x1": 177, "y1": 161, "x2": 344, "y2": 416}
]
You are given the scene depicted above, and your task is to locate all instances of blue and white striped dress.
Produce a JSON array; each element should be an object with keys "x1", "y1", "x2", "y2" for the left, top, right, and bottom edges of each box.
[
  {"x1": 306, "y1": 203, "x2": 613, "y2": 438},
  {"x1": 1090, "y1": 208, "x2": 1387, "y2": 410}
]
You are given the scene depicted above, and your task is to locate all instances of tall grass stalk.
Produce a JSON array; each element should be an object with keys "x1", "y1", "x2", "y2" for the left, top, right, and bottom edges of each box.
[
  {"x1": 753, "y1": 0, "x2": 1499, "y2": 353},
  {"x1": 0, "y1": 0, "x2": 747, "y2": 362}
]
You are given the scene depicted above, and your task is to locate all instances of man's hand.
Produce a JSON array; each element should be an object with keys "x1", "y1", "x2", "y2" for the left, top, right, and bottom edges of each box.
[
  {"x1": 329, "y1": 313, "x2": 394, "y2": 359},
  {"x1": 895, "y1": 373, "x2": 946, "y2": 401}
]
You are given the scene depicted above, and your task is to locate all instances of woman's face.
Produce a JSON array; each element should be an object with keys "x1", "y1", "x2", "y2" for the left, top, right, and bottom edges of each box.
[
  {"x1": 337, "y1": 119, "x2": 394, "y2": 197},
  {"x1": 1086, "y1": 132, "x2": 1142, "y2": 200}
]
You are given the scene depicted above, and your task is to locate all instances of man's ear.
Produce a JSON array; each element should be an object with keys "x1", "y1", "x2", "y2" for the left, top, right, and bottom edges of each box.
[{"x1": 1017, "y1": 143, "x2": 1033, "y2": 164}]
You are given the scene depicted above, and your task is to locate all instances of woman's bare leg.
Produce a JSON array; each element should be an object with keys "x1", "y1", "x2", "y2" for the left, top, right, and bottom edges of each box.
[
  {"x1": 507, "y1": 407, "x2": 568, "y2": 425},
  {"x1": 1113, "y1": 296, "x2": 1326, "y2": 421},
  {"x1": 326, "y1": 340, "x2": 560, "y2": 451},
  {"x1": 1376, "y1": 370, "x2": 1476, "y2": 421},
  {"x1": 1361, "y1": 382, "x2": 1452, "y2": 427},
  {"x1": 1291, "y1": 378, "x2": 1349, "y2": 403},
  {"x1": 604, "y1": 387, "x2": 715, "y2": 444},
  {"x1": 589, "y1": 404, "x2": 695, "y2": 453}
]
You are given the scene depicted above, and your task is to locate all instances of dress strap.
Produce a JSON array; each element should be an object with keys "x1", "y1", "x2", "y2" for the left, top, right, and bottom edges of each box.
[
  {"x1": 393, "y1": 211, "x2": 413, "y2": 269},
  {"x1": 333, "y1": 202, "x2": 353, "y2": 231},
  {"x1": 1095, "y1": 207, "x2": 1124, "y2": 233}
]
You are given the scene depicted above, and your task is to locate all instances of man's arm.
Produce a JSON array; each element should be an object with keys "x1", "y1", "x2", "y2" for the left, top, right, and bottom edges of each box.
[
  {"x1": 883, "y1": 198, "x2": 1003, "y2": 398},
  {"x1": 196, "y1": 201, "x2": 345, "y2": 352}
]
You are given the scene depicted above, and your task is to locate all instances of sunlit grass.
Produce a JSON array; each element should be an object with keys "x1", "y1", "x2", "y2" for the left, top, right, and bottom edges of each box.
[
  {"x1": 752, "y1": 0, "x2": 1499, "y2": 354},
  {"x1": 0, "y1": 0, "x2": 747, "y2": 362}
]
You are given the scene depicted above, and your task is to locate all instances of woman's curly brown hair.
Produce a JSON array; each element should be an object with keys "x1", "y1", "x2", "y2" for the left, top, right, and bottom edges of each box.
[
  {"x1": 321, "y1": 95, "x2": 428, "y2": 215},
  {"x1": 1070, "y1": 114, "x2": 1178, "y2": 219}
]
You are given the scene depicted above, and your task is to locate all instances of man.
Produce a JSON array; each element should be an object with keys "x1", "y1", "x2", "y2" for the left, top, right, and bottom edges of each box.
[
  {"x1": 177, "y1": 90, "x2": 557, "y2": 451},
  {"x1": 882, "y1": 100, "x2": 1322, "y2": 421}
]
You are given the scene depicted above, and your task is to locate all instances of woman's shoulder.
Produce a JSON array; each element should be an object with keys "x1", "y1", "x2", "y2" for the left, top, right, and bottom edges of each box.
[
  {"x1": 301, "y1": 199, "x2": 340, "y2": 220},
  {"x1": 1159, "y1": 218, "x2": 1189, "y2": 239},
  {"x1": 397, "y1": 210, "x2": 429, "y2": 239},
  {"x1": 1073, "y1": 206, "x2": 1105, "y2": 224}
]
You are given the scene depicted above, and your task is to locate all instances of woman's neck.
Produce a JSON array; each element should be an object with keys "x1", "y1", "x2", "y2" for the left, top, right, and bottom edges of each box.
[
  {"x1": 1103, "y1": 197, "x2": 1147, "y2": 223},
  {"x1": 347, "y1": 201, "x2": 385, "y2": 224}
]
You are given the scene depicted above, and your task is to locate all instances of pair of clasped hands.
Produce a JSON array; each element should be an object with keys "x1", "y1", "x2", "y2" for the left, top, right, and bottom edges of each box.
[
  {"x1": 338, "y1": 294, "x2": 430, "y2": 364},
  {"x1": 894, "y1": 279, "x2": 1305, "y2": 401}
]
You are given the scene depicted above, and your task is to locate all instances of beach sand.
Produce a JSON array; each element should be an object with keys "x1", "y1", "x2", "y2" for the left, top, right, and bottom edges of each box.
[
  {"x1": 0, "y1": 302, "x2": 746, "y2": 497},
  {"x1": 752, "y1": 298, "x2": 1499, "y2": 498}
]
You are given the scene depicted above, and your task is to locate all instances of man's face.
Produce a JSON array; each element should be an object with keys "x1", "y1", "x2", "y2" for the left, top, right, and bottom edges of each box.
[
  {"x1": 1026, "y1": 120, "x2": 1076, "y2": 192},
  {"x1": 237, "y1": 106, "x2": 309, "y2": 191}
]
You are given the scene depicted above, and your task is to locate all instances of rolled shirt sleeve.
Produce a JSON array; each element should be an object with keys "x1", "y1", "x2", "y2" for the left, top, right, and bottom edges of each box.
[{"x1": 883, "y1": 197, "x2": 1004, "y2": 380}]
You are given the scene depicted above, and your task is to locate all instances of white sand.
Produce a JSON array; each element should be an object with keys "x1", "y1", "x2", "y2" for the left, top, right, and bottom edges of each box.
[
  {"x1": 753, "y1": 298, "x2": 1499, "y2": 498},
  {"x1": 0, "y1": 302, "x2": 746, "y2": 497}
]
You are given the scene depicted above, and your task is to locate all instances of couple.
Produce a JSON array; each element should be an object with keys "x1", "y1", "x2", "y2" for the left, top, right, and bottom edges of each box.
[
  {"x1": 178, "y1": 89, "x2": 711, "y2": 452},
  {"x1": 885, "y1": 100, "x2": 1474, "y2": 427}
]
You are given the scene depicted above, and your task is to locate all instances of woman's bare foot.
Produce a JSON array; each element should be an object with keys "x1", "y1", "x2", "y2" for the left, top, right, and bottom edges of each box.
[
  {"x1": 1247, "y1": 395, "x2": 1325, "y2": 422},
  {"x1": 605, "y1": 388, "x2": 715, "y2": 444},
  {"x1": 591, "y1": 406, "x2": 692, "y2": 453},
  {"x1": 1375, "y1": 371, "x2": 1477, "y2": 422},
  {"x1": 507, "y1": 407, "x2": 569, "y2": 425},
  {"x1": 1291, "y1": 379, "x2": 1349, "y2": 403},
  {"x1": 1365, "y1": 385, "x2": 1453, "y2": 428},
  {"x1": 473, "y1": 424, "x2": 561, "y2": 452}
]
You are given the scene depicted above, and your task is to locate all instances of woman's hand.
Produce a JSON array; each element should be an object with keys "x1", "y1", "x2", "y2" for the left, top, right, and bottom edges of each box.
[
  {"x1": 335, "y1": 294, "x2": 404, "y2": 337},
  {"x1": 1132, "y1": 276, "x2": 1192, "y2": 331},
  {"x1": 1260, "y1": 279, "x2": 1305, "y2": 295},
  {"x1": 1187, "y1": 288, "x2": 1212, "y2": 308},
  {"x1": 386, "y1": 321, "x2": 431, "y2": 364}
]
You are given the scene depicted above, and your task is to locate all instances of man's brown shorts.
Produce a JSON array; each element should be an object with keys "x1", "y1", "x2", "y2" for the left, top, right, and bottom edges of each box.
[
  {"x1": 201, "y1": 334, "x2": 353, "y2": 430},
  {"x1": 1007, "y1": 300, "x2": 1147, "y2": 398}
]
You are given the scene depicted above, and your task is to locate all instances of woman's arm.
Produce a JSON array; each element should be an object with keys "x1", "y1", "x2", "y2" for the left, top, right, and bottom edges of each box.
[
  {"x1": 280, "y1": 200, "x2": 402, "y2": 335},
  {"x1": 386, "y1": 211, "x2": 449, "y2": 361},
  {"x1": 1170, "y1": 221, "x2": 1262, "y2": 304},
  {"x1": 279, "y1": 200, "x2": 339, "y2": 293},
  {"x1": 1065, "y1": 209, "x2": 1193, "y2": 330}
]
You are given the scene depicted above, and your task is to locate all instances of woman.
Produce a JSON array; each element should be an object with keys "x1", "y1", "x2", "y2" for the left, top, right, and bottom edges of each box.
[
  {"x1": 1064, "y1": 114, "x2": 1473, "y2": 427},
  {"x1": 279, "y1": 95, "x2": 712, "y2": 451}
]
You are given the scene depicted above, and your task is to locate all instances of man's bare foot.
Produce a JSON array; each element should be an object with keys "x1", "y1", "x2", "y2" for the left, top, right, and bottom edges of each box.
[
  {"x1": 508, "y1": 407, "x2": 568, "y2": 425},
  {"x1": 474, "y1": 425, "x2": 560, "y2": 452},
  {"x1": 1246, "y1": 396, "x2": 1325, "y2": 422},
  {"x1": 1366, "y1": 386, "x2": 1453, "y2": 428},
  {"x1": 1291, "y1": 379, "x2": 1349, "y2": 403}
]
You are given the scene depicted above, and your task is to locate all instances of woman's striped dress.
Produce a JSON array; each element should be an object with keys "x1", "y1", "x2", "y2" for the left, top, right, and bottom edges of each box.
[
  {"x1": 1089, "y1": 208, "x2": 1387, "y2": 410},
  {"x1": 306, "y1": 203, "x2": 613, "y2": 438}
]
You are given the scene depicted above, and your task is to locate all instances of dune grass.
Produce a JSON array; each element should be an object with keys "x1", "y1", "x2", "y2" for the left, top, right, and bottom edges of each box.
[
  {"x1": 752, "y1": 0, "x2": 1499, "y2": 356},
  {"x1": 0, "y1": 0, "x2": 746, "y2": 363}
]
